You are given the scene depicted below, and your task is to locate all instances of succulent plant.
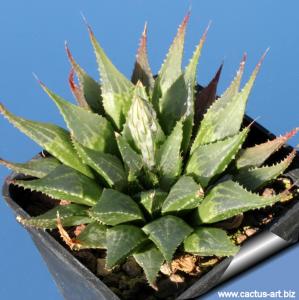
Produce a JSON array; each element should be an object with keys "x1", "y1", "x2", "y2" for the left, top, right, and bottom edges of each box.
[{"x1": 1, "y1": 14, "x2": 297, "y2": 287}]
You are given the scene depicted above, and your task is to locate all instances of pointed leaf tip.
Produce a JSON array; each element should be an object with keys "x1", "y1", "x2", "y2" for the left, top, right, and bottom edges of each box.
[
  {"x1": 240, "y1": 52, "x2": 247, "y2": 71},
  {"x1": 143, "y1": 21, "x2": 148, "y2": 35},
  {"x1": 68, "y1": 68, "x2": 76, "y2": 89},
  {"x1": 184, "y1": 21, "x2": 210, "y2": 88},
  {"x1": 65, "y1": 43, "x2": 104, "y2": 113},
  {"x1": 106, "y1": 225, "x2": 147, "y2": 268},
  {"x1": 0, "y1": 103, "x2": 93, "y2": 177},
  {"x1": 236, "y1": 127, "x2": 299, "y2": 169},
  {"x1": 284, "y1": 127, "x2": 299, "y2": 141},
  {"x1": 0, "y1": 156, "x2": 61, "y2": 178},
  {"x1": 68, "y1": 68, "x2": 79, "y2": 93},
  {"x1": 259, "y1": 48, "x2": 270, "y2": 65},
  {"x1": 184, "y1": 227, "x2": 239, "y2": 256},
  {"x1": 0, "y1": 103, "x2": 5, "y2": 114},
  {"x1": 192, "y1": 51, "x2": 263, "y2": 148},
  {"x1": 249, "y1": 48, "x2": 269, "y2": 79},
  {"x1": 158, "y1": 12, "x2": 190, "y2": 93},
  {"x1": 235, "y1": 149, "x2": 296, "y2": 191},
  {"x1": 199, "y1": 20, "x2": 211, "y2": 43},
  {"x1": 131, "y1": 22, "x2": 154, "y2": 89},
  {"x1": 143, "y1": 216, "x2": 193, "y2": 261},
  {"x1": 197, "y1": 180, "x2": 290, "y2": 224},
  {"x1": 180, "y1": 11, "x2": 191, "y2": 32},
  {"x1": 80, "y1": 13, "x2": 94, "y2": 37},
  {"x1": 194, "y1": 63, "x2": 223, "y2": 127},
  {"x1": 32, "y1": 73, "x2": 44, "y2": 88},
  {"x1": 134, "y1": 244, "x2": 164, "y2": 285},
  {"x1": 65, "y1": 42, "x2": 74, "y2": 63},
  {"x1": 88, "y1": 24, "x2": 133, "y2": 129}
]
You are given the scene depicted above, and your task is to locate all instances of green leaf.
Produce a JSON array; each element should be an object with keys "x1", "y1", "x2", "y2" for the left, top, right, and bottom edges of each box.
[
  {"x1": 89, "y1": 189, "x2": 144, "y2": 225},
  {"x1": 184, "y1": 24, "x2": 209, "y2": 86},
  {"x1": 139, "y1": 169, "x2": 160, "y2": 189},
  {"x1": 181, "y1": 26, "x2": 209, "y2": 152},
  {"x1": 235, "y1": 150, "x2": 296, "y2": 190},
  {"x1": 0, "y1": 103, "x2": 93, "y2": 178},
  {"x1": 220, "y1": 53, "x2": 247, "y2": 107},
  {"x1": 139, "y1": 189, "x2": 167, "y2": 217},
  {"x1": 88, "y1": 26, "x2": 134, "y2": 129},
  {"x1": 191, "y1": 52, "x2": 266, "y2": 150},
  {"x1": 76, "y1": 222, "x2": 107, "y2": 249},
  {"x1": 41, "y1": 84, "x2": 117, "y2": 154},
  {"x1": 235, "y1": 128, "x2": 299, "y2": 169},
  {"x1": 194, "y1": 64, "x2": 223, "y2": 130},
  {"x1": 186, "y1": 128, "x2": 249, "y2": 187},
  {"x1": 73, "y1": 141, "x2": 126, "y2": 191},
  {"x1": 184, "y1": 227, "x2": 239, "y2": 256},
  {"x1": 181, "y1": 83, "x2": 195, "y2": 153},
  {"x1": 194, "y1": 55, "x2": 246, "y2": 144},
  {"x1": 66, "y1": 43, "x2": 104, "y2": 114},
  {"x1": 156, "y1": 120, "x2": 183, "y2": 189},
  {"x1": 158, "y1": 13, "x2": 189, "y2": 93},
  {"x1": 143, "y1": 215, "x2": 193, "y2": 261},
  {"x1": 68, "y1": 68, "x2": 89, "y2": 110},
  {"x1": 159, "y1": 74, "x2": 188, "y2": 134},
  {"x1": 196, "y1": 180, "x2": 290, "y2": 224},
  {"x1": 151, "y1": 77, "x2": 162, "y2": 115},
  {"x1": 0, "y1": 156, "x2": 60, "y2": 178},
  {"x1": 133, "y1": 243, "x2": 165, "y2": 285},
  {"x1": 106, "y1": 225, "x2": 147, "y2": 268},
  {"x1": 135, "y1": 80, "x2": 149, "y2": 99},
  {"x1": 192, "y1": 54, "x2": 244, "y2": 147},
  {"x1": 11, "y1": 165, "x2": 101, "y2": 206},
  {"x1": 131, "y1": 23, "x2": 154, "y2": 91},
  {"x1": 162, "y1": 176, "x2": 203, "y2": 214},
  {"x1": 115, "y1": 133, "x2": 143, "y2": 181},
  {"x1": 17, "y1": 204, "x2": 91, "y2": 229},
  {"x1": 127, "y1": 93, "x2": 165, "y2": 169}
]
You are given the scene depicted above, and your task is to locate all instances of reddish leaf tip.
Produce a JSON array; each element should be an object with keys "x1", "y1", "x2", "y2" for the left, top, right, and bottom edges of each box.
[
  {"x1": 32, "y1": 72, "x2": 43, "y2": 85},
  {"x1": 6, "y1": 179, "x2": 16, "y2": 185},
  {"x1": 179, "y1": 11, "x2": 191, "y2": 33},
  {"x1": 68, "y1": 68, "x2": 82, "y2": 99},
  {"x1": 205, "y1": 20, "x2": 212, "y2": 36},
  {"x1": 0, "y1": 158, "x2": 11, "y2": 168},
  {"x1": 214, "y1": 63, "x2": 223, "y2": 82},
  {"x1": 142, "y1": 22, "x2": 148, "y2": 37},
  {"x1": 199, "y1": 21, "x2": 211, "y2": 44},
  {"x1": 239, "y1": 53, "x2": 247, "y2": 71},
  {"x1": 283, "y1": 127, "x2": 299, "y2": 141},
  {"x1": 0, "y1": 103, "x2": 5, "y2": 114},
  {"x1": 256, "y1": 48, "x2": 269, "y2": 70},
  {"x1": 185, "y1": 10, "x2": 191, "y2": 21},
  {"x1": 65, "y1": 42, "x2": 73, "y2": 61},
  {"x1": 68, "y1": 68, "x2": 76, "y2": 89},
  {"x1": 247, "y1": 116, "x2": 261, "y2": 129},
  {"x1": 138, "y1": 23, "x2": 148, "y2": 54},
  {"x1": 80, "y1": 13, "x2": 94, "y2": 39}
]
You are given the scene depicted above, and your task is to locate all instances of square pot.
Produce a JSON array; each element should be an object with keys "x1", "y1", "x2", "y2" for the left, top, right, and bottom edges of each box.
[{"x1": 2, "y1": 115, "x2": 299, "y2": 300}]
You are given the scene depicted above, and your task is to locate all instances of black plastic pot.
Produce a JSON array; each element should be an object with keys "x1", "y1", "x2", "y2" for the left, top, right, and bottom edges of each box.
[{"x1": 2, "y1": 115, "x2": 299, "y2": 300}]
